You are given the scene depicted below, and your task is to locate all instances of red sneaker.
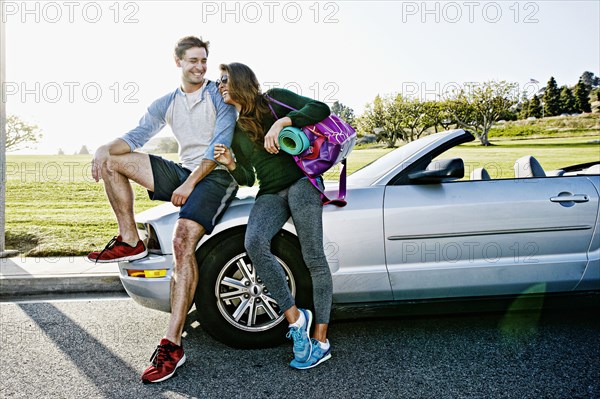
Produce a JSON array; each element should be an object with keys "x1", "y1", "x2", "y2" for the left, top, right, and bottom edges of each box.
[
  {"x1": 141, "y1": 338, "x2": 186, "y2": 384},
  {"x1": 87, "y1": 236, "x2": 147, "y2": 263}
]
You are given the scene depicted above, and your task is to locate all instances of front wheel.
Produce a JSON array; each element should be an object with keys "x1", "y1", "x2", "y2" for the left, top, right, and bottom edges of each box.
[{"x1": 195, "y1": 229, "x2": 313, "y2": 349}]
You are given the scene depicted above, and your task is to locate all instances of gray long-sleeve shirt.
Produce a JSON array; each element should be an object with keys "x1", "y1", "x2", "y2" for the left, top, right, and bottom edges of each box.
[{"x1": 120, "y1": 80, "x2": 237, "y2": 171}]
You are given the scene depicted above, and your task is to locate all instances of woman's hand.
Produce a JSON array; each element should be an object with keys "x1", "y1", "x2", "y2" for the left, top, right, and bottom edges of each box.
[
  {"x1": 264, "y1": 117, "x2": 292, "y2": 154},
  {"x1": 263, "y1": 125, "x2": 281, "y2": 154},
  {"x1": 214, "y1": 143, "x2": 235, "y2": 170}
]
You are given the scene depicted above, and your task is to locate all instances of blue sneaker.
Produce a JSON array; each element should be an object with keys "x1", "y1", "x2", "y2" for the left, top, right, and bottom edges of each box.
[
  {"x1": 285, "y1": 308, "x2": 313, "y2": 362},
  {"x1": 290, "y1": 339, "x2": 332, "y2": 369}
]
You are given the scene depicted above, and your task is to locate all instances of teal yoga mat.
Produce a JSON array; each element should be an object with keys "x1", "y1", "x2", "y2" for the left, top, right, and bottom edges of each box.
[{"x1": 278, "y1": 127, "x2": 310, "y2": 155}]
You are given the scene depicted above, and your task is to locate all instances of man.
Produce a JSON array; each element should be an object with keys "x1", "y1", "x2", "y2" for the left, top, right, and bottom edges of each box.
[{"x1": 88, "y1": 36, "x2": 238, "y2": 383}]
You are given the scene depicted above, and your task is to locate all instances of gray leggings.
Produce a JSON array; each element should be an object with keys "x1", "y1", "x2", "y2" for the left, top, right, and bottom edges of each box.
[{"x1": 245, "y1": 178, "x2": 333, "y2": 324}]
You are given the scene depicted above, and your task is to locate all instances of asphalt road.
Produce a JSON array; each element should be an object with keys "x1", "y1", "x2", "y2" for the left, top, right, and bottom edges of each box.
[{"x1": 0, "y1": 297, "x2": 599, "y2": 399}]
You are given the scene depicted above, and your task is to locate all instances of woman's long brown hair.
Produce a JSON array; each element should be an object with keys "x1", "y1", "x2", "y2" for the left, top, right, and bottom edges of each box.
[{"x1": 219, "y1": 63, "x2": 272, "y2": 142}]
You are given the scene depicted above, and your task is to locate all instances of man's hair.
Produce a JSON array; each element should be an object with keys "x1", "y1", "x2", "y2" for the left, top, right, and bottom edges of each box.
[{"x1": 174, "y1": 36, "x2": 210, "y2": 59}]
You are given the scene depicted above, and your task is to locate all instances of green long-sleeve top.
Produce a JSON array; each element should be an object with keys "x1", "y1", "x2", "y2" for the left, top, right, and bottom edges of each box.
[{"x1": 229, "y1": 88, "x2": 331, "y2": 197}]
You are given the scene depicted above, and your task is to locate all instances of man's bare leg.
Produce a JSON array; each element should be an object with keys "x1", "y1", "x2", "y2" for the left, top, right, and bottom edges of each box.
[
  {"x1": 100, "y1": 152, "x2": 154, "y2": 245},
  {"x1": 165, "y1": 218, "x2": 205, "y2": 345}
]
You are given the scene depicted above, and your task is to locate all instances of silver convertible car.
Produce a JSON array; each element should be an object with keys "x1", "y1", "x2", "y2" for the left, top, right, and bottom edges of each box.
[{"x1": 118, "y1": 129, "x2": 600, "y2": 348}]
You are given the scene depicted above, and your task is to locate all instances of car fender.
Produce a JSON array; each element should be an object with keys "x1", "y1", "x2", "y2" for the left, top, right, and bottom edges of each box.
[
  {"x1": 136, "y1": 186, "x2": 300, "y2": 255},
  {"x1": 199, "y1": 198, "x2": 299, "y2": 249}
]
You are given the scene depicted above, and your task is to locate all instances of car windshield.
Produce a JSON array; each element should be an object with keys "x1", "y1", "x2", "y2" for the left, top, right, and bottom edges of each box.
[{"x1": 347, "y1": 133, "x2": 447, "y2": 186}]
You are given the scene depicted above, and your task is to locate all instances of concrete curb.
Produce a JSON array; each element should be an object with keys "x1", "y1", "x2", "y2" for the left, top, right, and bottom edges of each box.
[
  {"x1": 0, "y1": 274, "x2": 124, "y2": 297},
  {"x1": 0, "y1": 250, "x2": 19, "y2": 258},
  {"x1": 0, "y1": 256, "x2": 124, "y2": 298}
]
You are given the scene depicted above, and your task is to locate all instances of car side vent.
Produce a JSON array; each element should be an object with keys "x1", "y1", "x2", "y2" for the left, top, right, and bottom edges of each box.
[{"x1": 146, "y1": 224, "x2": 162, "y2": 254}]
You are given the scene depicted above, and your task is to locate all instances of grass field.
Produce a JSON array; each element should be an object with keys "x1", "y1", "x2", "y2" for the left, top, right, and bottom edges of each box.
[
  {"x1": 4, "y1": 134, "x2": 600, "y2": 256},
  {"x1": 440, "y1": 136, "x2": 599, "y2": 179}
]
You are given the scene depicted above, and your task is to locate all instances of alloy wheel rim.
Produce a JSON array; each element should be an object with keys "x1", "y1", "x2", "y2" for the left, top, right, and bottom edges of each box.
[{"x1": 215, "y1": 252, "x2": 296, "y2": 332}]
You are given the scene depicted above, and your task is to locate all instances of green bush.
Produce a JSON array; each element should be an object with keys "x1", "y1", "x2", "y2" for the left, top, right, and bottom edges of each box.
[{"x1": 491, "y1": 113, "x2": 599, "y2": 138}]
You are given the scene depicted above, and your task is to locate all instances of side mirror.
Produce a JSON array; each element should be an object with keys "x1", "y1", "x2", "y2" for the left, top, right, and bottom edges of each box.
[{"x1": 408, "y1": 158, "x2": 464, "y2": 183}]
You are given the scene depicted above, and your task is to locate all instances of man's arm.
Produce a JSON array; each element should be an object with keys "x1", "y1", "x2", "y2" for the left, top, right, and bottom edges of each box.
[
  {"x1": 170, "y1": 86, "x2": 237, "y2": 207},
  {"x1": 92, "y1": 138, "x2": 134, "y2": 182},
  {"x1": 118, "y1": 93, "x2": 171, "y2": 150},
  {"x1": 203, "y1": 84, "x2": 238, "y2": 163},
  {"x1": 92, "y1": 93, "x2": 172, "y2": 182}
]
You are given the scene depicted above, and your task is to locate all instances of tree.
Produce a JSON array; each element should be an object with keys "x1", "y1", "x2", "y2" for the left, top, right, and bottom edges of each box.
[
  {"x1": 543, "y1": 77, "x2": 561, "y2": 117},
  {"x1": 331, "y1": 101, "x2": 356, "y2": 127},
  {"x1": 428, "y1": 101, "x2": 454, "y2": 132},
  {"x1": 528, "y1": 95, "x2": 543, "y2": 118},
  {"x1": 5, "y1": 114, "x2": 42, "y2": 152},
  {"x1": 445, "y1": 81, "x2": 518, "y2": 146},
  {"x1": 383, "y1": 93, "x2": 409, "y2": 148},
  {"x1": 367, "y1": 95, "x2": 438, "y2": 144},
  {"x1": 559, "y1": 86, "x2": 576, "y2": 114},
  {"x1": 57, "y1": 148, "x2": 65, "y2": 155},
  {"x1": 357, "y1": 96, "x2": 384, "y2": 140},
  {"x1": 518, "y1": 93, "x2": 530, "y2": 119},
  {"x1": 574, "y1": 78, "x2": 592, "y2": 113},
  {"x1": 580, "y1": 71, "x2": 600, "y2": 91},
  {"x1": 357, "y1": 95, "x2": 402, "y2": 147},
  {"x1": 78, "y1": 145, "x2": 90, "y2": 155},
  {"x1": 402, "y1": 99, "x2": 437, "y2": 141}
]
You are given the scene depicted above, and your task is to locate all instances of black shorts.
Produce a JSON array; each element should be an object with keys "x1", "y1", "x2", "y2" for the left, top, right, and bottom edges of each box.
[{"x1": 148, "y1": 154, "x2": 238, "y2": 234}]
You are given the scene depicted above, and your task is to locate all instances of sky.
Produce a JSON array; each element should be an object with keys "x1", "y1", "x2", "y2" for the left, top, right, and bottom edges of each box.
[{"x1": 2, "y1": 0, "x2": 599, "y2": 155}]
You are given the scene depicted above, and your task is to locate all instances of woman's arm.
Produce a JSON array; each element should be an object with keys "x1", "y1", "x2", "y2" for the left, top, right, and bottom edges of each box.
[
  {"x1": 263, "y1": 88, "x2": 331, "y2": 154},
  {"x1": 263, "y1": 116, "x2": 292, "y2": 154},
  {"x1": 267, "y1": 88, "x2": 331, "y2": 127},
  {"x1": 214, "y1": 142, "x2": 256, "y2": 187}
]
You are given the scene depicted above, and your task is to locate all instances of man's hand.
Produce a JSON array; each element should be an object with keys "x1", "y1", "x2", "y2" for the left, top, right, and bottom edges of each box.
[
  {"x1": 92, "y1": 146, "x2": 111, "y2": 182},
  {"x1": 171, "y1": 181, "x2": 194, "y2": 207},
  {"x1": 91, "y1": 139, "x2": 131, "y2": 182},
  {"x1": 171, "y1": 159, "x2": 217, "y2": 207}
]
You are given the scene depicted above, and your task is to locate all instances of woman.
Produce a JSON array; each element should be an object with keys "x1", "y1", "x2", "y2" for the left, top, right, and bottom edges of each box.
[{"x1": 214, "y1": 63, "x2": 333, "y2": 369}]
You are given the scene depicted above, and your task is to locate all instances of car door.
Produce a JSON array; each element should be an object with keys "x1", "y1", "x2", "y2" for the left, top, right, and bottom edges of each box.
[
  {"x1": 322, "y1": 186, "x2": 394, "y2": 303},
  {"x1": 383, "y1": 176, "x2": 598, "y2": 300}
]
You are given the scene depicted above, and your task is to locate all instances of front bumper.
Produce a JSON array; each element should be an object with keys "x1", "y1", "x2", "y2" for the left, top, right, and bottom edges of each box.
[{"x1": 118, "y1": 253, "x2": 173, "y2": 313}]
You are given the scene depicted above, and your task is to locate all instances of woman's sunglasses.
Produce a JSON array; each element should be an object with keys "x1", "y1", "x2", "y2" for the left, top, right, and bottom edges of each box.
[{"x1": 216, "y1": 75, "x2": 229, "y2": 86}]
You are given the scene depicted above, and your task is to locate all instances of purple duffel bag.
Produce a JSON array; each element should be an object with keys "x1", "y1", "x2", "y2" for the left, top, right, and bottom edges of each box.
[{"x1": 266, "y1": 95, "x2": 357, "y2": 207}]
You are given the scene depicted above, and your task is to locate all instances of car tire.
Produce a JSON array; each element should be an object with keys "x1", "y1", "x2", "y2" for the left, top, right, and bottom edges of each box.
[{"x1": 195, "y1": 229, "x2": 313, "y2": 349}]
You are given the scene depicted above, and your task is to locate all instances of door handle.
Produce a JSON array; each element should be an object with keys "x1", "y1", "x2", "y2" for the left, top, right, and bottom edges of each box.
[{"x1": 550, "y1": 194, "x2": 589, "y2": 203}]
